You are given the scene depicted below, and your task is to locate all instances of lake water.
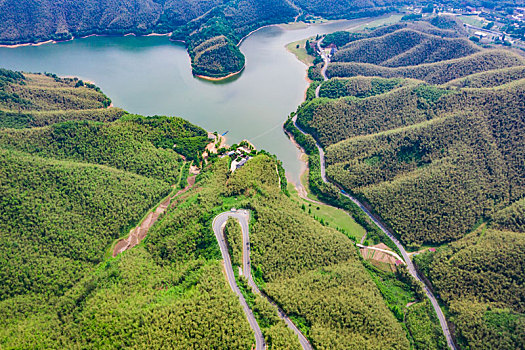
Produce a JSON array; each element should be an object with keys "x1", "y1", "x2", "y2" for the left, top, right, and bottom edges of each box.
[{"x1": 0, "y1": 18, "x2": 375, "y2": 184}]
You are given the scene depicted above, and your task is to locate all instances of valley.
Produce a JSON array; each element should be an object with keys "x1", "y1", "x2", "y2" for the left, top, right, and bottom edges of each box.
[
  {"x1": 0, "y1": 5, "x2": 524, "y2": 350},
  {"x1": 290, "y1": 14, "x2": 525, "y2": 350}
]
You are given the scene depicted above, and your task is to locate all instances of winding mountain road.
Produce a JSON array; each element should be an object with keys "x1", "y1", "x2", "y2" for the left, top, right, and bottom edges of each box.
[
  {"x1": 213, "y1": 211, "x2": 313, "y2": 350},
  {"x1": 291, "y1": 116, "x2": 457, "y2": 350},
  {"x1": 314, "y1": 37, "x2": 329, "y2": 98},
  {"x1": 212, "y1": 211, "x2": 265, "y2": 350}
]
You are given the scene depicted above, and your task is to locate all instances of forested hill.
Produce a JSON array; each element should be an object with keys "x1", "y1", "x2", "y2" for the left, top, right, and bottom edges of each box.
[
  {"x1": 295, "y1": 18, "x2": 525, "y2": 349},
  {"x1": 0, "y1": 70, "x2": 125, "y2": 129},
  {"x1": 0, "y1": 0, "x2": 403, "y2": 78},
  {"x1": 0, "y1": 69, "x2": 250, "y2": 348},
  {"x1": 0, "y1": 152, "x2": 415, "y2": 348},
  {"x1": 300, "y1": 19, "x2": 525, "y2": 247}
]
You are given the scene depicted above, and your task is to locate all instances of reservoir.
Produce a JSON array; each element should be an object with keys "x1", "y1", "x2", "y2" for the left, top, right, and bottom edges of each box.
[{"x1": 0, "y1": 17, "x2": 385, "y2": 184}]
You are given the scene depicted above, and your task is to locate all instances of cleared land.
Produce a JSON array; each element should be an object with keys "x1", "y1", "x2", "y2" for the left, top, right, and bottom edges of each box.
[{"x1": 286, "y1": 38, "x2": 315, "y2": 66}]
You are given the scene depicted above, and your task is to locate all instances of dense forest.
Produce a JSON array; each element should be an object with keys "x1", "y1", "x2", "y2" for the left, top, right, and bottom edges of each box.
[
  {"x1": 0, "y1": 70, "x2": 261, "y2": 348},
  {"x1": 298, "y1": 74, "x2": 525, "y2": 247},
  {"x1": 1, "y1": 6, "x2": 524, "y2": 347},
  {"x1": 0, "y1": 67, "x2": 444, "y2": 348},
  {"x1": 0, "y1": 150, "x2": 421, "y2": 348},
  {"x1": 215, "y1": 156, "x2": 412, "y2": 349},
  {"x1": 326, "y1": 50, "x2": 525, "y2": 84},
  {"x1": 190, "y1": 35, "x2": 245, "y2": 77},
  {"x1": 0, "y1": 117, "x2": 208, "y2": 181},
  {"x1": 318, "y1": 19, "x2": 524, "y2": 84},
  {"x1": 321, "y1": 17, "x2": 467, "y2": 50},
  {"x1": 294, "y1": 17, "x2": 525, "y2": 350},
  {"x1": 318, "y1": 76, "x2": 411, "y2": 99},
  {"x1": 444, "y1": 65, "x2": 525, "y2": 88},
  {"x1": 414, "y1": 226, "x2": 525, "y2": 349},
  {"x1": 0, "y1": 148, "x2": 171, "y2": 301}
]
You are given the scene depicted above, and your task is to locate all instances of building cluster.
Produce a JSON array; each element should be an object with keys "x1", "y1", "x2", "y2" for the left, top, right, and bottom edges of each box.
[
  {"x1": 222, "y1": 145, "x2": 254, "y2": 172},
  {"x1": 405, "y1": 3, "x2": 525, "y2": 49}
]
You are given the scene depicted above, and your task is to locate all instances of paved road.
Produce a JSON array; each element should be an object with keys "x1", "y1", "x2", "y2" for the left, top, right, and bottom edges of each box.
[
  {"x1": 212, "y1": 211, "x2": 265, "y2": 350},
  {"x1": 314, "y1": 37, "x2": 329, "y2": 98},
  {"x1": 213, "y1": 211, "x2": 313, "y2": 350},
  {"x1": 291, "y1": 116, "x2": 457, "y2": 350}
]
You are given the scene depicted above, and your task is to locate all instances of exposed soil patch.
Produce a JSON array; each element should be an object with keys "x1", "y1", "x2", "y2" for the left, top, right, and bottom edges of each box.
[
  {"x1": 360, "y1": 243, "x2": 398, "y2": 272},
  {"x1": 112, "y1": 175, "x2": 196, "y2": 257},
  {"x1": 203, "y1": 133, "x2": 226, "y2": 163},
  {"x1": 189, "y1": 165, "x2": 200, "y2": 175}
]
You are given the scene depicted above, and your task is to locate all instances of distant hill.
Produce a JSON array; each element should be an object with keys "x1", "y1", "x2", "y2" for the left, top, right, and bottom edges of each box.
[
  {"x1": 321, "y1": 16, "x2": 467, "y2": 49},
  {"x1": 326, "y1": 50, "x2": 525, "y2": 84},
  {"x1": 444, "y1": 66, "x2": 525, "y2": 88},
  {"x1": 0, "y1": 0, "x2": 405, "y2": 78},
  {"x1": 331, "y1": 29, "x2": 480, "y2": 67},
  {"x1": 320, "y1": 17, "x2": 524, "y2": 85}
]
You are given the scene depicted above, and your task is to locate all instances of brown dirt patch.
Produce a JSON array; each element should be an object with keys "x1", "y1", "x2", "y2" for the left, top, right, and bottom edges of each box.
[
  {"x1": 112, "y1": 176, "x2": 196, "y2": 257},
  {"x1": 189, "y1": 165, "x2": 200, "y2": 175},
  {"x1": 360, "y1": 246, "x2": 397, "y2": 272}
]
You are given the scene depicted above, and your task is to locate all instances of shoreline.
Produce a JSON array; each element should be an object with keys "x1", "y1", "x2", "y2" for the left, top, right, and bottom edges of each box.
[
  {"x1": 237, "y1": 19, "x2": 348, "y2": 48},
  {"x1": 195, "y1": 66, "x2": 245, "y2": 81},
  {"x1": 0, "y1": 39, "x2": 57, "y2": 48},
  {"x1": 284, "y1": 126, "x2": 309, "y2": 191},
  {"x1": 0, "y1": 15, "x2": 378, "y2": 50},
  {"x1": 0, "y1": 31, "x2": 173, "y2": 48},
  {"x1": 285, "y1": 42, "x2": 315, "y2": 68},
  {"x1": 237, "y1": 25, "x2": 274, "y2": 47}
]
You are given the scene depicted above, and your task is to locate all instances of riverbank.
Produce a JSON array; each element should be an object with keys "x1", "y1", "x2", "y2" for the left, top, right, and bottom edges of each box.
[
  {"x1": 194, "y1": 66, "x2": 245, "y2": 81},
  {"x1": 0, "y1": 39, "x2": 58, "y2": 48},
  {"x1": 0, "y1": 32, "x2": 173, "y2": 48}
]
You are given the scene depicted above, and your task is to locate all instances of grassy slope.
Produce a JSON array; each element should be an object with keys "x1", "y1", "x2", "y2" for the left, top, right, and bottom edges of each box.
[
  {"x1": 287, "y1": 180, "x2": 367, "y2": 241},
  {"x1": 286, "y1": 38, "x2": 315, "y2": 66}
]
